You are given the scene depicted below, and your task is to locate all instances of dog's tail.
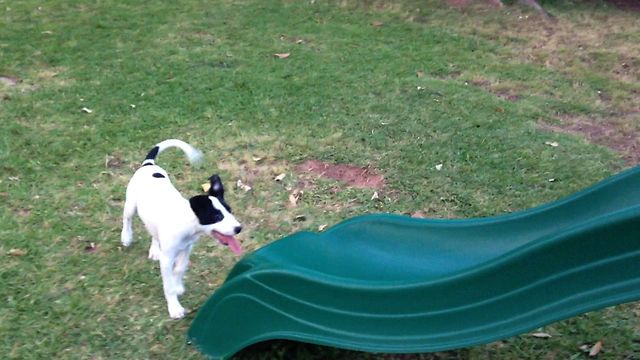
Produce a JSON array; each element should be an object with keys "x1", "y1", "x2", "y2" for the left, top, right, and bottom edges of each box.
[{"x1": 141, "y1": 139, "x2": 203, "y2": 167}]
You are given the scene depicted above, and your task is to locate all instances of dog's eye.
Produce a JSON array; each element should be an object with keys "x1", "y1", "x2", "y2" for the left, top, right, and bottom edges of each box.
[{"x1": 213, "y1": 212, "x2": 224, "y2": 223}]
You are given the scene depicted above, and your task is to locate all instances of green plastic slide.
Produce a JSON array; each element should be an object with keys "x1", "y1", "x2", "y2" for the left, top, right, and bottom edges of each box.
[{"x1": 188, "y1": 167, "x2": 640, "y2": 359}]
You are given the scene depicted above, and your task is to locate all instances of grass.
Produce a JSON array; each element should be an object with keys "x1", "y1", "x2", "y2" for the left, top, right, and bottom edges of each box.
[{"x1": 1, "y1": 0, "x2": 639, "y2": 359}]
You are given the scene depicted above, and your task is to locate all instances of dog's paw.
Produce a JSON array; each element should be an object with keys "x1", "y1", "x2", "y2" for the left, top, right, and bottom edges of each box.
[
  {"x1": 168, "y1": 305, "x2": 187, "y2": 319},
  {"x1": 121, "y1": 235, "x2": 132, "y2": 247}
]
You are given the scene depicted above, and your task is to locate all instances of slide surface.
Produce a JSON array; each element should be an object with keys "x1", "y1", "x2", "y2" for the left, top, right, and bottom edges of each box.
[{"x1": 188, "y1": 168, "x2": 640, "y2": 359}]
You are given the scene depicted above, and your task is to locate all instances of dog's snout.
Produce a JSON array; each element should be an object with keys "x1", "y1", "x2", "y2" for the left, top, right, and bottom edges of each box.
[{"x1": 234, "y1": 225, "x2": 243, "y2": 234}]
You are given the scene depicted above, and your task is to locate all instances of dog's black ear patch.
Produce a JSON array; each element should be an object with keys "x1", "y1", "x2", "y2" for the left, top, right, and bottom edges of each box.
[
  {"x1": 152, "y1": 172, "x2": 166, "y2": 178},
  {"x1": 208, "y1": 174, "x2": 224, "y2": 198},
  {"x1": 189, "y1": 195, "x2": 223, "y2": 225},
  {"x1": 207, "y1": 174, "x2": 232, "y2": 212}
]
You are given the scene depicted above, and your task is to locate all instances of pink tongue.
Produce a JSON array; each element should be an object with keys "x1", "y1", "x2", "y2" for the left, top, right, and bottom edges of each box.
[
  {"x1": 227, "y1": 237, "x2": 243, "y2": 256},
  {"x1": 217, "y1": 233, "x2": 243, "y2": 256}
]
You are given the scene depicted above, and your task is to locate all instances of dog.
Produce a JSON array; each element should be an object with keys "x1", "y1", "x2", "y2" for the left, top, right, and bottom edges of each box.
[{"x1": 121, "y1": 139, "x2": 243, "y2": 319}]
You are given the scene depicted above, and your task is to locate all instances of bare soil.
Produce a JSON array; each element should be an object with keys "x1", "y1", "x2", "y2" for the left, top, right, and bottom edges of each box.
[
  {"x1": 296, "y1": 160, "x2": 385, "y2": 189},
  {"x1": 539, "y1": 114, "x2": 640, "y2": 165}
]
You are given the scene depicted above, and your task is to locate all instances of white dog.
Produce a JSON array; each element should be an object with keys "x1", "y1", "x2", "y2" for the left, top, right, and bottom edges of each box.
[{"x1": 121, "y1": 139, "x2": 243, "y2": 319}]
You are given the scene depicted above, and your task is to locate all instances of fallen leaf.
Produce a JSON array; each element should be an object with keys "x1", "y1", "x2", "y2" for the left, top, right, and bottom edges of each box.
[
  {"x1": 81, "y1": 107, "x2": 93, "y2": 113},
  {"x1": 274, "y1": 173, "x2": 286, "y2": 182},
  {"x1": 411, "y1": 211, "x2": 426, "y2": 218},
  {"x1": 274, "y1": 53, "x2": 290, "y2": 59},
  {"x1": 0, "y1": 75, "x2": 20, "y2": 86},
  {"x1": 435, "y1": 164, "x2": 443, "y2": 171},
  {"x1": 545, "y1": 141, "x2": 559, "y2": 147},
  {"x1": 589, "y1": 341, "x2": 603, "y2": 357},
  {"x1": 497, "y1": 107, "x2": 505, "y2": 113},
  {"x1": 41, "y1": 30, "x2": 54, "y2": 35},
  {"x1": 201, "y1": 182, "x2": 211, "y2": 193},
  {"x1": 288, "y1": 189, "x2": 303, "y2": 206},
  {"x1": 531, "y1": 332, "x2": 552, "y2": 339},
  {"x1": 8, "y1": 248, "x2": 27, "y2": 256},
  {"x1": 84, "y1": 242, "x2": 98, "y2": 253},
  {"x1": 416, "y1": 71, "x2": 425, "y2": 78},
  {"x1": 371, "y1": 20, "x2": 384, "y2": 27},
  {"x1": 548, "y1": 178, "x2": 556, "y2": 182},
  {"x1": 236, "y1": 179, "x2": 252, "y2": 192},
  {"x1": 252, "y1": 156, "x2": 263, "y2": 162},
  {"x1": 294, "y1": 214, "x2": 306, "y2": 222},
  {"x1": 371, "y1": 191, "x2": 379, "y2": 200},
  {"x1": 318, "y1": 224, "x2": 328, "y2": 231}
]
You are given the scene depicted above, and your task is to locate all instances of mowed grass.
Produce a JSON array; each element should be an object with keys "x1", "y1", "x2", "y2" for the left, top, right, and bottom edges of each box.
[{"x1": 1, "y1": 0, "x2": 639, "y2": 359}]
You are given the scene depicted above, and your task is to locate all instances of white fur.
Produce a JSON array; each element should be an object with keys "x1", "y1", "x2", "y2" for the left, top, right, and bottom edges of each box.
[{"x1": 121, "y1": 140, "x2": 241, "y2": 319}]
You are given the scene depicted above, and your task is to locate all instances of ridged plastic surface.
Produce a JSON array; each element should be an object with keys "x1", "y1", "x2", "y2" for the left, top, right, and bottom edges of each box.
[{"x1": 188, "y1": 168, "x2": 640, "y2": 359}]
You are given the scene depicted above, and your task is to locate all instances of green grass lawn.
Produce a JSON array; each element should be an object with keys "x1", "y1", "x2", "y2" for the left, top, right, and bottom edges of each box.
[{"x1": 1, "y1": 0, "x2": 639, "y2": 359}]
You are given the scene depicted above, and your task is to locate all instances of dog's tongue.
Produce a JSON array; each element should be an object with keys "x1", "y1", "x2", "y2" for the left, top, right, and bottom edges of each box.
[{"x1": 214, "y1": 232, "x2": 243, "y2": 256}]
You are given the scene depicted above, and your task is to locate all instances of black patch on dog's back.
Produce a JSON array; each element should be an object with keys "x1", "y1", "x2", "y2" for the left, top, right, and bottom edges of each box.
[
  {"x1": 189, "y1": 195, "x2": 223, "y2": 225},
  {"x1": 152, "y1": 172, "x2": 166, "y2": 178}
]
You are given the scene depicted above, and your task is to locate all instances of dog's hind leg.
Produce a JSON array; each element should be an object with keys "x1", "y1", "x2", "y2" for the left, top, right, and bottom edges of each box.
[
  {"x1": 121, "y1": 199, "x2": 136, "y2": 247},
  {"x1": 173, "y1": 244, "x2": 193, "y2": 296},
  {"x1": 148, "y1": 238, "x2": 161, "y2": 261}
]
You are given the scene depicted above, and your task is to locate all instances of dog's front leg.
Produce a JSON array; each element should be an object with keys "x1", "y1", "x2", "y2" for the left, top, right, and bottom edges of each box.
[{"x1": 159, "y1": 252, "x2": 186, "y2": 319}]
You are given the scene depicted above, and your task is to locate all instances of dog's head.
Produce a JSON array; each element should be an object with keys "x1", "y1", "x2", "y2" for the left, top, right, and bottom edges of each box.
[{"x1": 189, "y1": 175, "x2": 243, "y2": 255}]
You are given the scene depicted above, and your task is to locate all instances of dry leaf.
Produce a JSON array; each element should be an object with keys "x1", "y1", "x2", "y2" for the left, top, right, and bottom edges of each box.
[
  {"x1": 201, "y1": 182, "x2": 211, "y2": 193},
  {"x1": 8, "y1": 248, "x2": 27, "y2": 256},
  {"x1": 435, "y1": 164, "x2": 443, "y2": 171},
  {"x1": 548, "y1": 178, "x2": 556, "y2": 182},
  {"x1": 497, "y1": 107, "x2": 505, "y2": 113},
  {"x1": 84, "y1": 242, "x2": 98, "y2": 253},
  {"x1": 371, "y1": 20, "x2": 384, "y2": 27},
  {"x1": 294, "y1": 215, "x2": 306, "y2": 222},
  {"x1": 411, "y1": 211, "x2": 426, "y2": 218},
  {"x1": 318, "y1": 224, "x2": 328, "y2": 231},
  {"x1": 288, "y1": 189, "x2": 303, "y2": 206},
  {"x1": 371, "y1": 191, "x2": 379, "y2": 200},
  {"x1": 589, "y1": 341, "x2": 603, "y2": 357},
  {"x1": 274, "y1": 173, "x2": 286, "y2": 182},
  {"x1": 545, "y1": 141, "x2": 559, "y2": 147},
  {"x1": 0, "y1": 75, "x2": 20, "y2": 86},
  {"x1": 531, "y1": 332, "x2": 552, "y2": 339},
  {"x1": 274, "y1": 53, "x2": 290, "y2": 59},
  {"x1": 81, "y1": 107, "x2": 93, "y2": 113},
  {"x1": 252, "y1": 156, "x2": 263, "y2": 162},
  {"x1": 416, "y1": 71, "x2": 425, "y2": 78},
  {"x1": 236, "y1": 180, "x2": 252, "y2": 192}
]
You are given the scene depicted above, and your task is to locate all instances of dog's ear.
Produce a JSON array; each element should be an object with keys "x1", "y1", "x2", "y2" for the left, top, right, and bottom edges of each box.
[
  {"x1": 208, "y1": 174, "x2": 224, "y2": 199},
  {"x1": 189, "y1": 195, "x2": 222, "y2": 225}
]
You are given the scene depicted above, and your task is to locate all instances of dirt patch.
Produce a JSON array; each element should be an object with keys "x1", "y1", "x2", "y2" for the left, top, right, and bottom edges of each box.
[
  {"x1": 447, "y1": 0, "x2": 503, "y2": 8},
  {"x1": 296, "y1": 160, "x2": 385, "y2": 189},
  {"x1": 608, "y1": 0, "x2": 640, "y2": 11},
  {"x1": 539, "y1": 114, "x2": 640, "y2": 165}
]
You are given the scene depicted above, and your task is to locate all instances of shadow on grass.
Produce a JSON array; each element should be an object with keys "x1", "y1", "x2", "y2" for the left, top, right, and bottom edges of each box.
[{"x1": 233, "y1": 340, "x2": 466, "y2": 360}]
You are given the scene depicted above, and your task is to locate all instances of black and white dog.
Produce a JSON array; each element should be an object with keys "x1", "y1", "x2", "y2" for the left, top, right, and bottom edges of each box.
[{"x1": 121, "y1": 139, "x2": 242, "y2": 319}]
